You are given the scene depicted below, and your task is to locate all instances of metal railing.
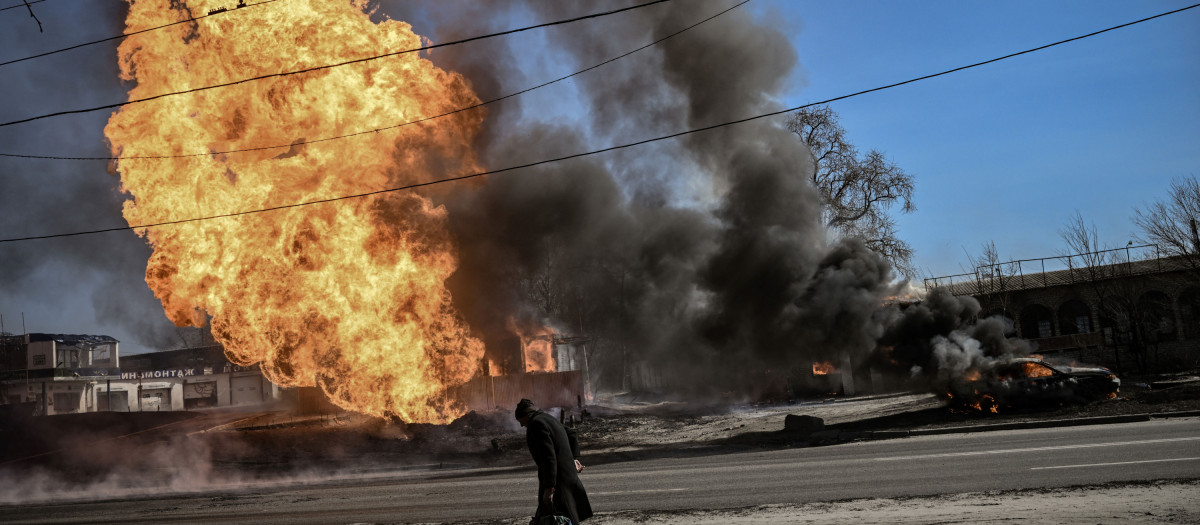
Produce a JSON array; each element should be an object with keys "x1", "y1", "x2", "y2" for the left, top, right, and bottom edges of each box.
[{"x1": 923, "y1": 244, "x2": 1192, "y2": 295}]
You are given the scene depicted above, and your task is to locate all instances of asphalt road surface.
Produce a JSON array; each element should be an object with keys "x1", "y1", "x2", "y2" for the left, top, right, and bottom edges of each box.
[{"x1": 3, "y1": 418, "x2": 1198, "y2": 524}]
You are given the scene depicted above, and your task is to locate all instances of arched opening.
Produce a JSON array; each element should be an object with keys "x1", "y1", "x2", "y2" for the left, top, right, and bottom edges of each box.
[
  {"x1": 1177, "y1": 287, "x2": 1200, "y2": 340},
  {"x1": 1057, "y1": 299, "x2": 1092, "y2": 335},
  {"x1": 1019, "y1": 304, "x2": 1054, "y2": 339},
  {"x1": 1136, "y1": 290, "x2": 1176, "y2": 343}
]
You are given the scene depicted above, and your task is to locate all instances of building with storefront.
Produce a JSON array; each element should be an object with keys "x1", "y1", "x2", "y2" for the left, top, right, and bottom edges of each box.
[
  {"x1": 112, "y1": 345, "x2": 283, "y2": 411},
  {"x1": 0, "y1": 334, "x2": 283, "y2": 414}
]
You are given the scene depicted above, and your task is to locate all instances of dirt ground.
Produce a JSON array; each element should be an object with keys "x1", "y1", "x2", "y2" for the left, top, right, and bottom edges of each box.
[{"x1": 465, "y1": 480, "x2": 1200, "y2": 525}]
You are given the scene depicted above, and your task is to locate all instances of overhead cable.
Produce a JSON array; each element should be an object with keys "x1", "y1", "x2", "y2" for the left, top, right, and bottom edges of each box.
[
  {"x1": 0, "y1": 0, "x2": 288, "y2": 68},
  {"x1": 0, "y1": 0, "x2": 672, "y2": 129},
  {"x1": 0, "y1": 0, "x2": 44, "y2": 14},
  {"x1": 1, "y1": 0, "x2": 745, "y2": 161},
  {"x1": 1, "y1": 1, "x2": 1197, "y2": 244}
]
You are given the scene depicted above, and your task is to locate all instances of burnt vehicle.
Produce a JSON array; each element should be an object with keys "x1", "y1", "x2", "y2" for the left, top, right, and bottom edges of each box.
[{"x1": 945, "y1": 357, "x2": 1120, "y2": 412}]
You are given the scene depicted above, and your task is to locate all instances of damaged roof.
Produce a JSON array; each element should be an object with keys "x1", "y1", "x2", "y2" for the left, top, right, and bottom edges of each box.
[{"x1": 27, "y1": 333, "x2": 119, "y2": 344}]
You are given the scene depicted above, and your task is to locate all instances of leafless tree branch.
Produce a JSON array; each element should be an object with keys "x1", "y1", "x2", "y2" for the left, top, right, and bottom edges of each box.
[{"x1": 787, "y1": 105, "x2": 916, "y2": 276}]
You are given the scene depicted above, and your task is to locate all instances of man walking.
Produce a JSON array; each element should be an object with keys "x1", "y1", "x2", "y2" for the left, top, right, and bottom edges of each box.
[{"x1": 516, "y1": 398, "x2": 592, "y2": 523}]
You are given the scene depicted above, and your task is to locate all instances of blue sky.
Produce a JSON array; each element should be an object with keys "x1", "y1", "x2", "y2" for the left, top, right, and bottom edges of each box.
[
  {"x1": 0, "y1": 0, "x2": 1196, "y2": 352},
  {"x1": 430, "y1": 0, "x2": 1199, "y2": 278},
  {"x1": 763, "y1": 0, "x2": 1199, "y2": 279}
]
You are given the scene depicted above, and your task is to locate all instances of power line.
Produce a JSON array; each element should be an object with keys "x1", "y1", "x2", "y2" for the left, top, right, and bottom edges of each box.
[
  {"x1": 0, "y1": 0, "x2": 672, "y2": 129},
  {"x1": 0, "y1": 0, "x2": 44, "y2": 13},
  {"x1": 2, "y1": 1, "x2": 1197, "y2": 244},
  {"x1": 0, "y1": 0, "x2": 747, "y2": 161},
  {"x1": 0, "y1": 0, "x2": 288, "y2": 68}
]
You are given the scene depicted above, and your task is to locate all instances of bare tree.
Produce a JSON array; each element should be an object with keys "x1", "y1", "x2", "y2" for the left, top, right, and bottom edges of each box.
[
  {"x1": 1133, "y1": 175, "x2": 1200, "y2": 278},
  {"x1": 964, "y1": 241, "x2": 1017, "y2": 317},
  {"x1": 1059, "y1": 211, "x2": 1108, "y2": 270},
  {"x1": 1057, "y1": 212, "x2": 1150, "y2": 372},
  {"x1": 787, "y1": 105, "x2": 916, "y2": 276}
]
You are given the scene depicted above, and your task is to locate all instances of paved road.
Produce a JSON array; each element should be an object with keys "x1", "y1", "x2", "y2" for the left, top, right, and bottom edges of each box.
[{"x1": 4, "y1": 418, "x2": 1198, "y2": 524}]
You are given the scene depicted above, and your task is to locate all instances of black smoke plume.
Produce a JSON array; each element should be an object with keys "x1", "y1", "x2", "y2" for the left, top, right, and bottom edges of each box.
[{"x1": 392, "y1": 0, "x2": 1027, "y2": 394}]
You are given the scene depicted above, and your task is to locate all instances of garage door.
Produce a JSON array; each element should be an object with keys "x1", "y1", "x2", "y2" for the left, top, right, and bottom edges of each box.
[
  {"x1": 231, "y1": 375, "x2": 262, "y2": 406},
  {"x1": 184, "y1": 381, "x2": 218, "y2": 409},
  {"x1": 98, "y1": 390, "x2": 129, "y2": 412},
  {"x1": 140, "y1": 388, "x2": 170, "y2": 411}
]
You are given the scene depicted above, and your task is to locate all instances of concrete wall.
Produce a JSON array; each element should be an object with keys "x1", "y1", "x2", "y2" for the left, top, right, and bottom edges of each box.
[
  {"x1": 27, "y1": 341, "x2": 53, "y2": 370},
  {"x1": 455, "y1": 371, "x2": 583, "y2": 413}
]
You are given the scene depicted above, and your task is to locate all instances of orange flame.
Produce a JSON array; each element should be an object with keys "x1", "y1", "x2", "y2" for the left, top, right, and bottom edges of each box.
[
  {"x1": 524, "y1": 337, "x2": 556, "y2": 373},
  {"x1": 1020, "y1": 362, "x2": 1055, "y2": 378},
  {"x1": 508, "y1": 320, "x2": 556, "y2": 373},
  {"x1": 812, "y1": 361, "x2": 835, "y2": 376},
  {"x1": 104, "y1": 0, "x2": 485, "y2": 422},
  {"x1": 969, "y1": 394, "x2": 999, "y2": 414}
]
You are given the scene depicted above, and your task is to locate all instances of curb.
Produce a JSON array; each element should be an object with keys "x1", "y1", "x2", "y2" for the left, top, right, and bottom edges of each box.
[{"x1": 859, "y1": 410, "x2": 1200, "y2": 439}]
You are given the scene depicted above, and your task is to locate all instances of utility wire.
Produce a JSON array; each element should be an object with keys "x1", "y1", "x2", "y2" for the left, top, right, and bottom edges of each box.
[
  {"x1": 0, "y1": 0, "x2": 43, "y2": 13},
  {"x1": 0, "y1": 0, "x2": 745, "y2": 161},
  {"x1": 0, "y1": 0, "x2": 287, "y2": 68},
  {"x1": 1, "y1": 1, "x2": 1197, "y2": 244},
  {"x1": 0, "y1": 0, "x2": 672, "y2": 129}
]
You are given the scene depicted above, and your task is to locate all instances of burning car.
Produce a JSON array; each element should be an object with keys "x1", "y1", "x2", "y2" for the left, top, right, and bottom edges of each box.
[{"x1": 945, "y1": 357, "x2": 1120, "y2": 412}]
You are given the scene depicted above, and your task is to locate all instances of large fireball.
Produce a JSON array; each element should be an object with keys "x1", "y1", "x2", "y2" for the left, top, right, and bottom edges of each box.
[{"x1": 105, "y1": 0, "x2": 485, "y2": 422}]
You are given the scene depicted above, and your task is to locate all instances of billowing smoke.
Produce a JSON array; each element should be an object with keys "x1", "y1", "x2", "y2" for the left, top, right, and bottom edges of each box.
[
  {"x1": 877, "y1": 288, "x2": 1032, "y2": 389},
  {"x1": 393, "y1": 1, "x2": 1023, "y2": 393}
]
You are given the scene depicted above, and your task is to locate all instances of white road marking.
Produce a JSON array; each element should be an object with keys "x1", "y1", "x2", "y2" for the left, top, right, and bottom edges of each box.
[
  {"x1": 590, "y1": 488, "x2": 689, "y2": 496},
  {"x1": 1030, "y1": 457, "x2": 1200, "y2": 470},
  {"x1": 875, "y1": 436, "x2": 1200, "y2": 461}
]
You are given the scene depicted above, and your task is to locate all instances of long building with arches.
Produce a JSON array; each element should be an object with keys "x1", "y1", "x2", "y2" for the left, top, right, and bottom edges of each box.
[{"x1": 927, "y1": 251, "x2": 1199, "y2": 373}]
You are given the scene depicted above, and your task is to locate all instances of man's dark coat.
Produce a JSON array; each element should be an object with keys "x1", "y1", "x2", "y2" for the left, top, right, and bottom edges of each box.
[{"x1": 526, "y1": 410, "x2": 592, "y2": 523}]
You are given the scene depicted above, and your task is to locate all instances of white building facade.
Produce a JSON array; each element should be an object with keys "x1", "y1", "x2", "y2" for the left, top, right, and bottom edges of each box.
[{"x1": 0, "y1": 335, "x2": 282, "y2": 415}]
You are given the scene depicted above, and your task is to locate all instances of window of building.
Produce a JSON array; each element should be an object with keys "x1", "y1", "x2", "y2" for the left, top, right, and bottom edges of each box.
[
  {"x1": 1075, "y1": 315, "x2": 1092, "y2": 333},
  {"x1": 60, "y1": 349, "x2": 79, "y2": 368},
  {"x1": 1058, "y1": 300, "x2": 1093, "y2": 335},
  {"x1": 32, "y1": 354, "x2": 46, "y2": 366},
  {"x1": 1037, "y1": 320, "x2": 1053, "y2": 339},
  {"x1": 92, "y1": 344, "x2": 113, "y2": 364}
]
